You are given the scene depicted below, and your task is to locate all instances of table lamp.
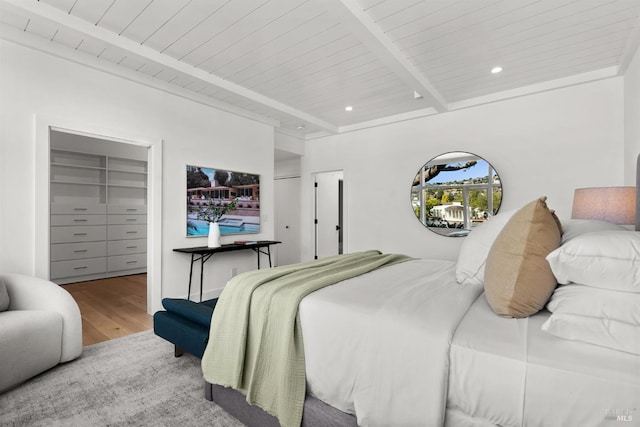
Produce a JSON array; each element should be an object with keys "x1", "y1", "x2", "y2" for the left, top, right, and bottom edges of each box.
[{"x1": 571, "y1": 187, "x2": 636, "y2": 229}]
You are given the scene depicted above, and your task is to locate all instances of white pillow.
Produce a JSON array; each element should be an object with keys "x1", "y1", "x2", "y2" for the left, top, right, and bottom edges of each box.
[
  {"x1": 558, "y1": 219, "x2": 626, "y2": 244},
  {"x1": 542, "y1": 313, "x2": 640, "y2": 355},
  {"x1": 546, "y1": 284, "x2": 640, "y2": 326},
  {"x1": 546, "y1": 230, "x2": 640, "y2": 292},
  {"x1": 455, "y1": 209, "x2": 516, "y2": 286}
]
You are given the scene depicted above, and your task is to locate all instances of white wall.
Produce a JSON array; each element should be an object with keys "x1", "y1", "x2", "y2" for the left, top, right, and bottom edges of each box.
[
  {"x1": 275, "y1": 130, "x2": 303, "y2": 178},
  {"x1": 301, "y1": 78, "x2": 625, "y2": 261},
  {"x1": 275, "y1": 157, "x2": 301, "y2": 178},
  {"x1": 0, "y1": 40, "x2": 275, "y2": 311},
  {"x1": 275, "y1": 130, "x2": 305, "y2": 156},
  {"x1": 624, "y1": 44, "x2": 640, "y2": 185}
]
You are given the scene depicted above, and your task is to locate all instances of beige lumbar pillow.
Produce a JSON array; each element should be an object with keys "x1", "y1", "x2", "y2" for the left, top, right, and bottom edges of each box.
[{"x1": 484, "y1": 197, "x2": 562, "y2": 318}]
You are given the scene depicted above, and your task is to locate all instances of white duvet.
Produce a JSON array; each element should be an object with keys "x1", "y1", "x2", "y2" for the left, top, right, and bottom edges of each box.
[
  {"x1": 447, "y1": 297, "x2": 640, "y2": 427},
  {"x1": 299, "y1": 259, "x2": 483, "y2": 427}
]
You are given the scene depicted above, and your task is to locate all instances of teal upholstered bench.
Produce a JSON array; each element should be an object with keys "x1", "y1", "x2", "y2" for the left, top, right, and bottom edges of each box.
[{"x1": 153, "y1": 298, "x2": 217, "y2": 359}]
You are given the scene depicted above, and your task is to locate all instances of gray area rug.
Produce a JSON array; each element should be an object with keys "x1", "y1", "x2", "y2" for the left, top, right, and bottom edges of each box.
[{"x1": 0, "y1": 330, "x2": 244, "y2": 426}]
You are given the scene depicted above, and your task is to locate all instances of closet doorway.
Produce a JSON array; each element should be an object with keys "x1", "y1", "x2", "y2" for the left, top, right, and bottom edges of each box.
[
  {"x1": 49, "y1": 131, "x2": 149, "y2": 284},
  {"x1": 35, "y1": 119, "x2": 162, "y2": 316},
  {"x1": 49, "y1": 130, "x2": 153, "y2": 345}
]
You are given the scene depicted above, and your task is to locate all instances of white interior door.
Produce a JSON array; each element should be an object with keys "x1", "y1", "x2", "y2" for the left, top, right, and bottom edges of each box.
[
  {"x1": 274, "y1": 177, "x2": 301, "y2": 266},
  {"x1": 314, "y1": 171, "x2": 343, "y2": 258}
]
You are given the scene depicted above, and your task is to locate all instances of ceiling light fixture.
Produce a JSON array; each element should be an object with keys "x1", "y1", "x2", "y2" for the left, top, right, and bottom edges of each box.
[
  {"x1": 491, "y1": 66, "x2": 503, "y2": 74},
  {"x1": 297, "y1": 125, "x2": 305, "y2": 130},
  {"x1": 345, "y1": 106, "x2": 353, "y2": 111}
]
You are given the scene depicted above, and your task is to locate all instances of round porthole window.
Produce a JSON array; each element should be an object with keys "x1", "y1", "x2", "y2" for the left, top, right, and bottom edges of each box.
[{"x1": 410, "y1": 151, "x2": 502, "y2": 237}]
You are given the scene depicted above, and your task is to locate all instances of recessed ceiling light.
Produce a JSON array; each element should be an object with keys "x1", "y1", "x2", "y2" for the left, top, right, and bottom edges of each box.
[
  {"x1": 297, "y1": 125, "x2": 305, "y2": 130},
  {"x1": 345, "y1": 106, "x2": 353, "y2": 111},
  {"x1": 491, "y1": 66, "x2": 503, "y2": 74}
]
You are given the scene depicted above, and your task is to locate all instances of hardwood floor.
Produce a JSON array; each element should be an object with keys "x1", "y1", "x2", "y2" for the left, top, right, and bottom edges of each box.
[{"x1": 63, "y1": 274, "x2": 152, "y2": 346}]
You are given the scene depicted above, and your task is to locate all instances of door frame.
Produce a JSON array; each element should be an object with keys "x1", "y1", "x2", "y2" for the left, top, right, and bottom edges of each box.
[{"x1": 34, "y1": 115, "x2": 163, "y2": 314}]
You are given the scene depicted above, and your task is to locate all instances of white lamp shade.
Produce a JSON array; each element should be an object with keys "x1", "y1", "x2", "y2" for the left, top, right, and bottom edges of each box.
[{"x1": 571, "y1": 187, "x2": 636, "y2": 225}]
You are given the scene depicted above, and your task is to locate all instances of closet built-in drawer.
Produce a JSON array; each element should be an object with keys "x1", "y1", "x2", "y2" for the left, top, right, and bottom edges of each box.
[
  {"x1": 51, "y1": 241, "x2": 107, "y2": 261},
  {"x1": 108, "y1": 253, "x2": 147, "y2": 272},
  {"x1": 108, "y1": 239, "x2": 146, "y2": 256},
  {"x1": 108, "y1": 215, "x2": 147, "y2": 225},
  {"x1": 107, "y1": 224, "x2": 147, "y2": 240},
  {"x1": 50, "y1": 225, "x2": 107, "y2": 244},
  {"x1": 50, "y1": 257, "x2": 107, "y2": 280},
  {"x1": 51, "y1": 204, "x2": 106, "y2": 215},
  {"x1": 107, "y1": 205, "x2": 146, "y2": 215},
  {"x1": 51, "y1": 214, "x2": 107, "y2": 226}
]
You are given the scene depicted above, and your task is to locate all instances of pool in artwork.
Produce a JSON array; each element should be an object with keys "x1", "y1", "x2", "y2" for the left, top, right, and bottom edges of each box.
[{"x1": 187, "y1": 218, "x2": 260, "y2": 236}]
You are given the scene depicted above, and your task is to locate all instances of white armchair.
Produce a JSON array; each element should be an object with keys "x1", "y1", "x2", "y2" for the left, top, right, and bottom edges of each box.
[{"x1": 0, "y1": 274, "x2": 82, "y2": 392}]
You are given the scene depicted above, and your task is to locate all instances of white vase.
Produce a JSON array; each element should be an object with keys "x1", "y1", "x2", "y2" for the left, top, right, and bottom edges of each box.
[{"x1": 207, "y1": 222, "x2": 221, "y2": 248}]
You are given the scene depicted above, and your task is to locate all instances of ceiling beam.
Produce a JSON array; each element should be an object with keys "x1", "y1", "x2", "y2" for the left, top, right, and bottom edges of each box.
[
  {"x1": 0, "y1": 22, "x2": 282, "y2": 128},
  {"x1": 618, "y1": 11, "x2": 640, "y2": 75},
  {"x1": 0, "y1": 0, "x2": 339, "y2": 134},
  {"x1": 325, "y1": 0, "x2": 448, "y2": 113}
]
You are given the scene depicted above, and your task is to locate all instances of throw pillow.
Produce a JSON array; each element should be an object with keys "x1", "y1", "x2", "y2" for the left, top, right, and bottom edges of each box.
[
  {"x1": 546, "y1": 230, "x2": 640, "y2": 292},
  {"x1": 455, "y1": 209, "x2": 517, "y2": 286},
  {"x1": 0, "y1": 278, "x2": 9, "y2": 312},
  {"x1": 484, "y1": 197, "x2": 562, "y2": 318}
]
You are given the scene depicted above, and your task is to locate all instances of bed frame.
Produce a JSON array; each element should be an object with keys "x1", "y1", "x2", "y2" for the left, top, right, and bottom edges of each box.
[
  {"x1": 205, "y1": 382, "x2": 357, "y2": 427},
  {"x1": 205, "y1": 154, "x2": 640, "y2": 427}
]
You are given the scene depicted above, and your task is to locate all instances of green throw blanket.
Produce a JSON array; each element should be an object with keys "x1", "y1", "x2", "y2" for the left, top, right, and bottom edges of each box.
[{"x1": 201, "y1": 250, "x2": 411, "y2": 427}]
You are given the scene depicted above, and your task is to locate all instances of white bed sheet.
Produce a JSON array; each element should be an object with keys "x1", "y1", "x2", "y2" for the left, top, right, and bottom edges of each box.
[
  {"x1": 299, "y1": 259, "x2": 483, "y2": 427},
  {"x1": 447, "y1": 296, "x2": 640, "y2": 427}
]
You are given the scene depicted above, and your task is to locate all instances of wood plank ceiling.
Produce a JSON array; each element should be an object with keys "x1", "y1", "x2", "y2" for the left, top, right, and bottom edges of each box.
[{"x1": 1, "y1": 0, "x2": 639, "y2": 137}]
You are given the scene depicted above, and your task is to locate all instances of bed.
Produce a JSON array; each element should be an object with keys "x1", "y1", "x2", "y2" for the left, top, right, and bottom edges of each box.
[{"x1": 202, "y1": 175, "x2": 640, "y2": 426}]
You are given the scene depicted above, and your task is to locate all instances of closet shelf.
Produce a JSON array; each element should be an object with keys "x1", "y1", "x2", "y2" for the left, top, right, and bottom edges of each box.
[
  {"x1": 108, "y1": 169, "x2": 148, "y2": 175},
  {"x1": 51, "y1": 162, "x2": 107, "y2": 171},
  {"x1": 50, "y1": 145, "x2": 147, "y2": 284},
  {"x1": 108, "y1": 184, "x2": 148, "y2": 189},
  {"x1": 51, "y1": 180, "x2": 106, "y2": 186}
]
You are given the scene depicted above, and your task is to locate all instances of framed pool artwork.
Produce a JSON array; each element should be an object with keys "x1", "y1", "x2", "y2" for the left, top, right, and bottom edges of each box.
[{"x1": 186, "y1": 165, "x2": 260, "y2": 237}]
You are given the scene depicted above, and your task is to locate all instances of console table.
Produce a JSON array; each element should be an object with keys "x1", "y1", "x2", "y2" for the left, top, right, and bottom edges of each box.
[{"x1": 173, "y1": 240, "x2": 281, "y2": 301}]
